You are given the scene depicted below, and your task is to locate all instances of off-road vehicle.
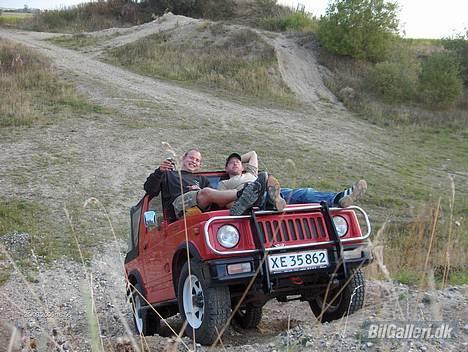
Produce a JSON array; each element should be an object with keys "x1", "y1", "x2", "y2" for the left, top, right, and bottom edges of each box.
[{"x1": 124, "y1": 171, "x2": 372, "y2": 345}]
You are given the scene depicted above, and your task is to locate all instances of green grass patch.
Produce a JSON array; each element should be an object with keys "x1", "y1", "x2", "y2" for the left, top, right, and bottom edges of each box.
[
  {"x1": 46, "y1": 33, "x2": 120, "y2": 50},
  {"x1": 445, "y1": 269, "x2": 468, "y2": 286},
  {"x1": 393, "y1": 270, "x2": 421, "y2": 285},
  {"x1": 0, "y1": 12, "x2": 32, "y2": 28},
  {"x1": 47, "y1": 34, "x2": 100, "y2": 50},
  {"x1": 104, "y1": 29, "x2": 295, "y2": 104},
  {"x1": 0, "y1": 38, "x2": 104, "y2": 127},
  {"x1": 0, "y1": 196, "x2": 126, "y2": 286}
]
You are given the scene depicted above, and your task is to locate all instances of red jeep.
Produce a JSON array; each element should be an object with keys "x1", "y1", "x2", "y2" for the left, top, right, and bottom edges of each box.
[{"x1": 124, "y1": 171, "x2": 372, "y2": 345}]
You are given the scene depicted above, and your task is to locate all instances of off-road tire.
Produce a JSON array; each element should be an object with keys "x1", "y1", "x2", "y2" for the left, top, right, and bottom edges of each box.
[
  {"x1": 309, "y1": 268, "x2": 365, "y2": 322},
  {"x1": 131, "y1": 283, "x2": 160, "y2": 335},
  {"x1": 177, "y1": 260, "x2": 230, "y2": 345},
  {"x1": 234, "y1": 305, "x2": 263, "y2": 329}
]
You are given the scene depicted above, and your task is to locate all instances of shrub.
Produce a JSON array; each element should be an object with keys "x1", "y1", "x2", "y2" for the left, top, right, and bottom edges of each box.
[
  {"x1": 441, "y1": 32, "x2": 468, "y2": 84},
  {"x1": 418, "y1": 52, "x2": 463, "y2": 108},
  {"x1": 24, "y1": 0, "x2": 149, "y2": 32},
  {"x1": 318, "y1": 0, "x2": 399, "y2": 62},
  {"x1": 259, "y1": 11, "x2": 318, "y2": 32},
  {"x1": 147, "y1": 0, "x2": 235, "y2": 19},
  {"x1": 366, "y1": 46, "x2": 421, "y2": 103}
]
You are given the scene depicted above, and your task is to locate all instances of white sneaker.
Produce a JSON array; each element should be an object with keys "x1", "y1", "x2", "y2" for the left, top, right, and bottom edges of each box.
[{"x1": 338, "y1": 180, "x2": 367, "y2": 208}]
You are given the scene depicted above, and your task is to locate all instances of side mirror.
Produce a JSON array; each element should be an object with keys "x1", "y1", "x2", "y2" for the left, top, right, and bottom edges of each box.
[{"x1": 143, "y1": 211, "x2": 157, "y2": 228}]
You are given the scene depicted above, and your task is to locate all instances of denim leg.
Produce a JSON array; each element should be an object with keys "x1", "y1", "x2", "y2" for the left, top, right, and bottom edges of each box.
[{"x1": 280, "y1": 188, "x2": 340, "y2": 207}]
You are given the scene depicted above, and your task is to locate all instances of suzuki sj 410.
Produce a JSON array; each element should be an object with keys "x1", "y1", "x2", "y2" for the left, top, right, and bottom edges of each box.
[{"x1": 124, "y1": 171, "x2": 372, "y2": 345}]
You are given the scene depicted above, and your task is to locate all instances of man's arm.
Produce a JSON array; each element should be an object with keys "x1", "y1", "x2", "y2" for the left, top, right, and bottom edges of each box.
[
  {"x1": 241, "y1": 151, "x2": 258, "y2": 176},
  {"x1": 144, "y1": 169, "x2": 163, "y2": 197},
  {"x1": 240, "y1": 151, "x2": 258, "y2": 169},
  {"x1": 143, "y1": 158, "x2": 174, "y2": 197}
]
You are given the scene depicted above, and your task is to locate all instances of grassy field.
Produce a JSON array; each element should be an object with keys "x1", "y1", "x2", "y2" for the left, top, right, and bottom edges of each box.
[
  {"x1": 0, "y1": 38, "x2": 104, "y2": 127},
  {"x1": 0, "y1": 11, "x2": 32, "y2": 27}
]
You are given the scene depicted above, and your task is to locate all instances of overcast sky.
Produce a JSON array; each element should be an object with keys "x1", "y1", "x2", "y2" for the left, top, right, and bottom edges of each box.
[{"x1": 1, "y1": 0, "x2": 467, "y2": 39}]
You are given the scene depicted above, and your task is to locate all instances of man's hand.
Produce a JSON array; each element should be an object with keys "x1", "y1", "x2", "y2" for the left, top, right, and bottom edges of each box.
[
  {"x1": 159, "y1": 158, "x2": 175, "y2": 172},
  {"x1": 187, "y1": 184, "x2": 201, "y2": 190}
]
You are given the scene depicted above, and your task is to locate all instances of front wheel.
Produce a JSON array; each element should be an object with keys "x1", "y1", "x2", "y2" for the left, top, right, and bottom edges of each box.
[
  {"x1": 177, "y1": 260, "x2": 230, "y2": 345},
  {"x1": 130, "y1": 283, "x2": 160, "y2": 335},
  {"x1": 309, "y1": 268, "x2": 365, "y2": 322}
]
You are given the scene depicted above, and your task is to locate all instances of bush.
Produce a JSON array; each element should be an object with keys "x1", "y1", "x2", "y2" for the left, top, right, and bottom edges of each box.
[
  {"x1": 318, "y1": 0, "x2": 399, "y2": 62},
  {"x1": 25, "y1": 0, "x2": 145, "y2": 32},
  {"x1": 442, "y1": 32, "x2": 468, "y2": 84},
  {"x1": 367, "y1": 62, "x2": 413, "y2": 102},
  {"x1": 418, "y1": 52, "x2": 463, "y2": 108},
  {"x1": 147, "y1": 0, "x2": 235, "y2": 19},
  {"x1": 366, "y1": 46, "x2": 421, "y2": 103},
  {"x1": 259, "y1": 11, "x2": 318, "y2": 32}
]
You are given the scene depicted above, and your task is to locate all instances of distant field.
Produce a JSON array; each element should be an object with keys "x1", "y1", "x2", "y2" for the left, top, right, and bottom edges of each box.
[{"x1": 0, "y1": 11, "x2": 32, "y2": 26}]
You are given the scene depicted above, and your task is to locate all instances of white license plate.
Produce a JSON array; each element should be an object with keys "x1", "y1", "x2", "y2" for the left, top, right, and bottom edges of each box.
[{"x1": 268, "y1": 250, "x2": 329, "y2": 273}]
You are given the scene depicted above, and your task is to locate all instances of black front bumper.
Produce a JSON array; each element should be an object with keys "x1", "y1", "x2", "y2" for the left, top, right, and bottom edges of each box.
[{"x1": 204, "y1": 246, "x2": 372, "y2": 290}]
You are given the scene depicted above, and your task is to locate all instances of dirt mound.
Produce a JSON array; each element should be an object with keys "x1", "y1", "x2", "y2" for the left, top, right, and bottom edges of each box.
[{"x1": 84, "y1": 13, "x2": 339, "y2": 106}]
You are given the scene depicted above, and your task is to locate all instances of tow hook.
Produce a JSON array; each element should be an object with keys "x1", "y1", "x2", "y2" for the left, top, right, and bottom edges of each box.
[{"x1": 330, "y1": 278, "x2": 340, "y2": 288}]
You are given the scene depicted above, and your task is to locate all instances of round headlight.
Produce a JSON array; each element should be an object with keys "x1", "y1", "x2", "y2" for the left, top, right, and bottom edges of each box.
[
  {"x1": 333, "y1": 216, "x2": 348, "y2": 237},
  {"x1": 217, "y1": 225, "x2": 240, "y2": 248}
]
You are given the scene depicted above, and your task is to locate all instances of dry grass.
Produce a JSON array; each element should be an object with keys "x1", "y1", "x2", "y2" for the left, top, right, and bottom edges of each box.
[
  {"x1": 366, "y1": 178, "x2": 467, "y2": 287},
  {"x1": 17, "y1": 1, "x2": 145, "y2": 33},
  {"x1": 0, "y1": 38, "x2": 103, "y2": 127},
  {"x1": 104, "y1": 27, "x2": 295, "y2": 104}
]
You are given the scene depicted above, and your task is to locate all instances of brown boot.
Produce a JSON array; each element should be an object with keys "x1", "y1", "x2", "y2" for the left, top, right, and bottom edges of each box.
[{"x1": 266, "y1": 175, "x2": 286, "y2": 211}]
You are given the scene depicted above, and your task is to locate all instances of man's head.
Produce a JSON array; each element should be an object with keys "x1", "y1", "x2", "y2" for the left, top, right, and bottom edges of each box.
[
  {"x1": 225, "y1": 152, "x2": 243, "y2": 177},
  {"x1": 181, "y1": 149, "x2": 202, "y2": 173}
]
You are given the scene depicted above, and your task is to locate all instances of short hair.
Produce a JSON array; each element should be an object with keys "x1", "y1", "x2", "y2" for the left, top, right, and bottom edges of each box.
[{"x1": 183, "y1": 149, "x2": 201, "y2": 158}]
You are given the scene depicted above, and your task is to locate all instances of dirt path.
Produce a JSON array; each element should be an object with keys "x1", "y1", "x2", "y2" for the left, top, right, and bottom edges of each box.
[{"x1": 268, "y1": 33, "x2": 338, "y2": 105}]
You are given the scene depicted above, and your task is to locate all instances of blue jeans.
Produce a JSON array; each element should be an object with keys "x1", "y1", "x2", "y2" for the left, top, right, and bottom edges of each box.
[{"x1": 279, "y1": 188, "x2": 342, "y2": 207}]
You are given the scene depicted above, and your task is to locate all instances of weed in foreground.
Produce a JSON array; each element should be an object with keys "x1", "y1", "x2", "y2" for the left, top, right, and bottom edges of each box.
[{"x1": 367, "y1": 176, "x2": 467, "y2": 287}]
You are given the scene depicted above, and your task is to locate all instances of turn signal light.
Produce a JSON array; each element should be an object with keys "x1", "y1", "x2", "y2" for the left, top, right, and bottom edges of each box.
[{"x1": 227, "y1": 263, "x2": 252, "y2": 275}]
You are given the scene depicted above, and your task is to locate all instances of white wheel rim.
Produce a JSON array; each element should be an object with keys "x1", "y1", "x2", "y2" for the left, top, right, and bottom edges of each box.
[
  {"x1": 183, "y1": 274, "x2": 204, "y2": 329},
  {"x1": 133, "y1": 294, "x2": 143, "y2": 333}
]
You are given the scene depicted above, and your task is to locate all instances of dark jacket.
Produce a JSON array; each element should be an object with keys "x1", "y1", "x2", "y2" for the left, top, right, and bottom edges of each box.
[{"x1": 144, "y1": 168, "x2": 211, "y2": 219}]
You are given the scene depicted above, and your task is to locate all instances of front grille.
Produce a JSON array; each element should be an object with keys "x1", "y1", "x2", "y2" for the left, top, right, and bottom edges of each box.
[{"x1": 257, "y1": 215, "x2": 328, "y2": 245}]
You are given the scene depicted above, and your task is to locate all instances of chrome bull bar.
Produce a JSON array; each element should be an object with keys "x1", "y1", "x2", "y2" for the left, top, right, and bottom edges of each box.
[{"x1": 203, "y1": 205, "x2": 371, "y2": 256}]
